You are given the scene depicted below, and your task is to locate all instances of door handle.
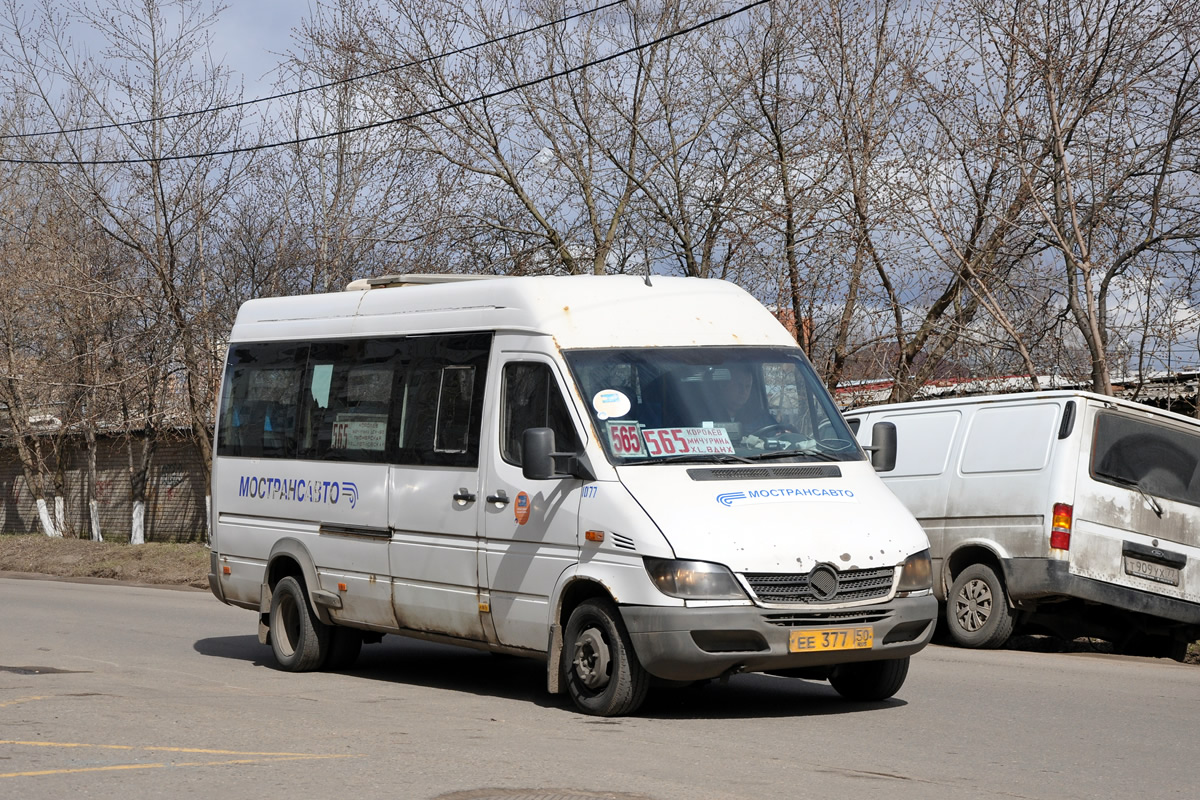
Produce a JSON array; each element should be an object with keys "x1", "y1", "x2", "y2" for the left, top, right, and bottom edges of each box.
[
  {"x1": 486, "y1": 489, "x2": 510, "y2": 507},
  {"x1": 453, "y1": 488, "x2": 476, "y2": 504}
]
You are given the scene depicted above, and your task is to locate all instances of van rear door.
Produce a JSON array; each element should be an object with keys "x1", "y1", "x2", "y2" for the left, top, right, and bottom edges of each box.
[{"x1": 1071, "y1": 405, "x2": 1200, "y2": 604}]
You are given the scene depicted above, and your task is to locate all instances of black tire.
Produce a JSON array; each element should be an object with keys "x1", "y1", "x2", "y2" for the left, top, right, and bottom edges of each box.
[
  {"x1": 562, "y1": 599, "x2": 649, "y2": 717},
  {"x1": 946, "y1": 563, "x2": 1015, "y2": 649},
  {"x1": 829, "y1": 657, "x2": 910, "y2": 701},
  {"x1": 269, "y1": 576, "x2": 330, "y2": 671},
  {"x1": 324, "y1": 627, "x2": 363, "y2": 670}
]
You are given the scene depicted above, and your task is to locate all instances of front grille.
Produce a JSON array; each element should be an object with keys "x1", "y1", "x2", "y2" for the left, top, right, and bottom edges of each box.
[{"x1": 742, "y1": 566, "x2": 894, "y2": 604}]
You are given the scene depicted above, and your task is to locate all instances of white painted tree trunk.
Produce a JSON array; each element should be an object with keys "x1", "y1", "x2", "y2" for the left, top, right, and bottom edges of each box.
[
  {"x1": 36, "y1": 498, "x2": 62, "y2": 537},
  {"x1": 54, "y1": 496, "x2": 66, "y2": 537},
  {"x1": 130, "y1": 500, "x2": 145, "y2": 545},
  {"x1": 89, "y1": 499, "x2": 103, "y2": 542}
]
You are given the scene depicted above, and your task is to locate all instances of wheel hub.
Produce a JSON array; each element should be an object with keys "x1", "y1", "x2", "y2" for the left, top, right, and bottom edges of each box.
[
  {"x1": 572, "y1": 627, "x2": 611, "y2": 690},
  {"x1": 956, "y1": 578, "x2": 992, "y2": 632}
]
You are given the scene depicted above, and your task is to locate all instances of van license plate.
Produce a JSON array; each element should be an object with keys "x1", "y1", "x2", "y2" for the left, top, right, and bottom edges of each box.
[
  {"x1": 788, "y1": 627, "x2": 874, "y2": 653},
  {"x1": 1124, "y1": 556, "x2": 1180, "y2": 586}
]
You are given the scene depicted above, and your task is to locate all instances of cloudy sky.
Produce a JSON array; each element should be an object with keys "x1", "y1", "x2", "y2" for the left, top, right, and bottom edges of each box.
[{"x1": 210, "y1": 1, "x2": 310, "y2": 95}]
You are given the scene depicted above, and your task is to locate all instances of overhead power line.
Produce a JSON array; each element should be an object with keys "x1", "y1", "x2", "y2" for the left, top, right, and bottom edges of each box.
[
  {"x1": 0, "y1": 0, "x2": 629, "y2": 141},
  {"x1": 0, "y1": 0, "x2": 769, "y2": 167}
]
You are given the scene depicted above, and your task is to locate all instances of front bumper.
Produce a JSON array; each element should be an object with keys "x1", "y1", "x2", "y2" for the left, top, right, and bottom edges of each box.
[{"x1": 620, "y1": 594, "x2": 937, "y2": 682}]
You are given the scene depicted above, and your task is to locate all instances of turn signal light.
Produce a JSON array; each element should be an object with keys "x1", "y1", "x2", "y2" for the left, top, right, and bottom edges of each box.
[
  {"x1": 1050, "y1": 503, "x2": 1072, "y2": 551},
  {"x1": 337, "y1": 582, "x2": 348, "y2": 592},
  {"x1": 585, "y1": 530, "x2": 605, "y2": 542},
  {"x1": 222, "y1": 565, "x2": 231, "y2": 575}
]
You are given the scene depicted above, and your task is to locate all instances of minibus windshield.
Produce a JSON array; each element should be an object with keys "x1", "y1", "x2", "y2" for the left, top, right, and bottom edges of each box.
[{"x1": 564, "y1": 347, "x2": 864, "y2": 465}]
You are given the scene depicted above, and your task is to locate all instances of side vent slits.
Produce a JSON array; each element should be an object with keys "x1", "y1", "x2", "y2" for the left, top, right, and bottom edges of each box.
[{"x1": 611, "y1": 532, "x2": 637, "y2": 551}]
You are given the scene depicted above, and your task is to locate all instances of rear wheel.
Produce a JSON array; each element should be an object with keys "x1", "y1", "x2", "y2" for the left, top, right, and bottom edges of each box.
[
  {"x1": 269, "y1": 576, "x2": 330, "y2": 671},
  {"x1": 947, "y1": 563, "x2": 1015, "y2": 649},
  {"x1": 562, "y1": 599, "x2": 649, "y2": 717},
  {"x1": 829, "y1": 657, "x2": 909, "y2": 701}
]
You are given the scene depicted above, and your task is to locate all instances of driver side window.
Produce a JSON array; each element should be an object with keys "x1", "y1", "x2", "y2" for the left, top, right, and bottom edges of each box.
[{"x1": 501, "y1": 362, "x2": 578, "y2": 466}]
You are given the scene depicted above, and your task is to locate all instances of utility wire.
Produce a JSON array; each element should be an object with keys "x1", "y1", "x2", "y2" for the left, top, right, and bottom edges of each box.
[
  {"x1": 0, "y1": 0, "x2": 629, "y2": 141},
  {"x1": 0, "y1": 0, "x2": 769, "y2": 166}
]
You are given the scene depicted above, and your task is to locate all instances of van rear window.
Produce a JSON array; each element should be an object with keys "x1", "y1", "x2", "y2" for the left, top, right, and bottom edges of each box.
[{"x1": 1091, "y1": 412, "x2": 1200, "y2": 507}]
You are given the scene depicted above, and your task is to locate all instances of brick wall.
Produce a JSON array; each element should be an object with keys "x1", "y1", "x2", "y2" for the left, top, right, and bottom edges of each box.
[{"x1": 0, "y1": 435, "x2": 208, "y2": 543}]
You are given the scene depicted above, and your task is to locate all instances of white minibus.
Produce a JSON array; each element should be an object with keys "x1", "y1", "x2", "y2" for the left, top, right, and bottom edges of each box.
[
  {"x1": 208, "y1": 274, "x2": 936, "y2": 715},
  {"x1": 847, "y1": 391, "x2": 1200, "y2": 659}
]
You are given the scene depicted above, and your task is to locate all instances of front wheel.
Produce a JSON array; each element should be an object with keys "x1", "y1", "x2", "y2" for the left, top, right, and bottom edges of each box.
[
  {"x1": 562, "y1": 599, "x2": 649, "y2": 717},
  {"x1": 829, "y1": 657, "x2": 910, "y2": 701},
  {"x1": 946, "y1": 563, "x2": 1015, "y2": 649},
  {"x1": 269, "y1": 576, "x2": 330, "y2": 671}
]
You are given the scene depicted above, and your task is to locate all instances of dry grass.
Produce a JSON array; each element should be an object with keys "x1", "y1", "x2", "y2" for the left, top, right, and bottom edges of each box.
[{"x1": 0, "y1": 533, "x2": 209, "y2": 589}]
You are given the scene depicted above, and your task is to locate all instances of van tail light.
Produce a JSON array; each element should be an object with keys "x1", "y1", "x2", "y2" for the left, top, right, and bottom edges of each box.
[{"x1": 1050, "y1": 503, "x2": 1072, "y2": 551}]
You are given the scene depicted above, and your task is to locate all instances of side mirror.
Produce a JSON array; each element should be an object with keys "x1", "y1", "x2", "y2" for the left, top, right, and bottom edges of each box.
[
  {"x1": 868, "y1": 422, "x2": 897, "y2": 472},
  {"x1": 522, "y1": 428, "x2": 558, "y2": 480},
  {"x1": 522, "y1": 427, "x2": 597, "y2": 481}
]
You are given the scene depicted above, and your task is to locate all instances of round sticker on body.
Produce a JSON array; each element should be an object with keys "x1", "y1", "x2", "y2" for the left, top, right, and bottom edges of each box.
[
  {"x1": 592, "y1": 389, "x2": 631, "y2": 419},
  {"x1": 514, "y1": 491, "x2": 531, "y2": 525}
]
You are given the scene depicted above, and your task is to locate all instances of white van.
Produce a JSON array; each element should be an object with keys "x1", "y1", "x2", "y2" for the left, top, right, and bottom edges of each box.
[
  {"x1": 208, "y1": 274, "x2": 936, "y2": 715},
  {"x1": 846, "y1": 391, "x2": 1200, "y2": 659}
]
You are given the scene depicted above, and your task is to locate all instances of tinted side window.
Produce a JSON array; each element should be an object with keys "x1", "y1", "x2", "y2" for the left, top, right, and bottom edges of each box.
[
  {"x1": 502, "y1": 362, "x2": 578, "y2": 466},
  {"x1": 301, "y1": 339, "x2": 403, "y2": 463},
  {"x1": 394, "y1": 333, "x2": 492, "y2": 468},
  {"x1": 217, "y1": 332, "x2": 491, "y2": 466},
  {"x1": 217, "y1": 342, "x2": 307, "y2": 458}
]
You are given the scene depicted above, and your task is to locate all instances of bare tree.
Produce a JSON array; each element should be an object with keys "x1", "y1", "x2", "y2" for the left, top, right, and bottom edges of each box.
[
  {"x1": 3, "y1": 0, "x2": 255, "y2": 540},
  {"x1": 993, "y1": 0, "x2": 1200, "y2": 394}
]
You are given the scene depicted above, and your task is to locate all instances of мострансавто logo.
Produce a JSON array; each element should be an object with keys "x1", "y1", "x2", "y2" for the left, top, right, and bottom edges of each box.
[
  {"x1": 238, "y1": 475, "x2": 359, "y2": 509},
  {"x1": 717, "y1": 487, "x2": 855, "y2": 507}
]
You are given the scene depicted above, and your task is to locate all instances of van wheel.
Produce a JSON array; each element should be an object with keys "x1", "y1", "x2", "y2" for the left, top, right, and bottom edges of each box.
[
  {"x1": 269, "y1": 576, "x2": 330, "y2": 671},
  {"x1": 829, "y1": 657, "x2": 909, "y2": 701},
  {"x1": 324, "y1": 627, "x2": 363, "y2": 670},
  {"x1": 562, "y1": 599, "x2": 649, "y2": 717},
  {"x1": 947, "y1": 564, "x2": 1015, "y2": 649}
]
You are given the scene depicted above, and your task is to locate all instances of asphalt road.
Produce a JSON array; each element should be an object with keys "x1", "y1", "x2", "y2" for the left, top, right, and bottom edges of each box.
[{"x1": 1, "y1": 576, "x2": 1196, "y2": 800}]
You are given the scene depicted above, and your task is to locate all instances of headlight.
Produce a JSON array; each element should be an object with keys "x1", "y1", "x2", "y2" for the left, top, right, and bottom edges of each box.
[
  {"x1": 897, "y1": 549, "x2": 932, "y2": 594},
  {"x1": 644, "y1": 558, "x2": 747, "y2": 600}
]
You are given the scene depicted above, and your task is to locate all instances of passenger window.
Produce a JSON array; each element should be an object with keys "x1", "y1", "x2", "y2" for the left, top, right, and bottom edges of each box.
[
  {"x1": 302, "y1": 339, "x2": 401, "y2": 462},
  {"x1": 394, "y1": 333, "x2": 491, "y2": 467},
  {"x1": 217, "y1": 332, "x2": 491, "y2": 467},
  {"x1": 217, "y1": 342, "x2": 307, "y2": 458},
  {"x1": 502, "y1": 362, "x2": 579, "y2": 466},
  {"x1": 434, "y1": 366, "x2": 476, "y2": 453}
]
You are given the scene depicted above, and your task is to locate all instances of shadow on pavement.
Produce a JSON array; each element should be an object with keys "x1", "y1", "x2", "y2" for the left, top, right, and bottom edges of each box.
[{"x1": 193, "y1": 633, "x2": 907, "y2": 720}]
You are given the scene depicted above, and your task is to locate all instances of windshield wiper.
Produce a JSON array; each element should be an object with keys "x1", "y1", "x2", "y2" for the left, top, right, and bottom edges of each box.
[
  {"x1": 618, "y1": 453, "x2": 756, "y2": 465},
  {"x1": 1105, "y1": 474, "x2": 1164, "y2": 517}
]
